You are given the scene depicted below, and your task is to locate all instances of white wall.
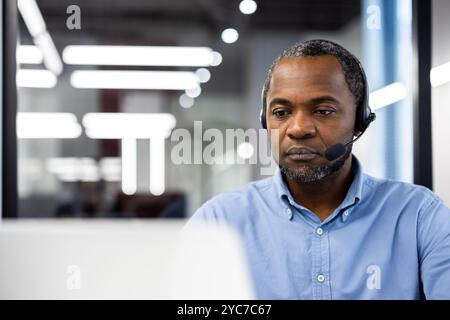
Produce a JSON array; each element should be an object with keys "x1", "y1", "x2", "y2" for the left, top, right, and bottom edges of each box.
[{"x1": 432, "y1": 0, "x2": 450, "y2": 205}]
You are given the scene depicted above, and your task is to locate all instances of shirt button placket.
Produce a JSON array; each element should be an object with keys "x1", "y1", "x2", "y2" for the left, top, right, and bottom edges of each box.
[
  {"x1": 312, "y1": 225, "x2": 332, "y2": 300},
  {"x1": 311, "y1": 225, "x2": 322, "y2": 299}
]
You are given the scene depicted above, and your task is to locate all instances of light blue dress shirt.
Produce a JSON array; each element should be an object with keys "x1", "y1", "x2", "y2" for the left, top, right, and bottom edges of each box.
[{"x1": 186, "y1": 156, "x2": 450, "y2": 299}]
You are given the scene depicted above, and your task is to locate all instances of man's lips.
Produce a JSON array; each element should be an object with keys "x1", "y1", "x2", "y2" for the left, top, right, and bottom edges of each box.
[{"x1": 285, "y1": 147, "x2": 320, "y2": 161}]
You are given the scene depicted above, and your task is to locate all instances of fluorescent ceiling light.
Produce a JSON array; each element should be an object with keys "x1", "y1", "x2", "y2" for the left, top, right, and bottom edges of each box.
[
  {"x1": 47, "y1": 157, "x2": 121, "y2": 182},
  {"x1": 211, "y1": 52, "x2": 223, "y2": 66},
  {"x1": 121, "y1": 139, "x2": 137, "y2": 195},
  {"x1": 34, "y1": 32, "x2": 63, "y2": 75},
  {"x1": 17, "y1": 0, "x2": 46, "y2": 37},
  {"x1": 179, "y1": 94, "x2": 194, "y2": 108},
  {"x1": 71, "y1": 70, "x2": 200, "y2": 90},
  {"x1": 431, "y1": 61, "x2": 450, "y2": 87},
  {"x1": 63, "y1": 45, "x2": 221, "y2": 67},
  {"x1": 82, "y1": 113, "x2": 176, "y2": 139},
  {"x1": 185, "y1": 86, "x2": 201, "y2": 98},
  {"x1": 20, "y1": 158, "x2": 43, "y2": 180},
  {"x1": 17, "y1": 45, "x2": 43, "y2": 64},
  {"x1": 369, "y1": 82, "x2": 407, "y2": 110},
  {"x1": 17, "y1": 69, "x2": 57, "y2": 88},
  {"x1": 100, "y1": 157, "x2": 121, "y2": 182},
  {"x1": 17, "y1": 112, "x2": 82, "y2": 139},
  {"x1": 221, "y1": 28, "x2": 239, "y2": 44},
  {"x1": 196, "y1": 68, "x2": 211, "y2": 83},
  {"x1": 47, "y1": 157, "x2": 100, "y2": 182},
  {"x1": 237, "y1": 142, "x2": 254, "y2": 159},
  {"x1": 149, "y1": 138, "x2": 165, "y2": 196},
  {"x1": 18, "y1": 0, "x2": 63, "y2": 75},
  {"x1": 239, "y1": 0, "x2": 257, "y2": 15}
]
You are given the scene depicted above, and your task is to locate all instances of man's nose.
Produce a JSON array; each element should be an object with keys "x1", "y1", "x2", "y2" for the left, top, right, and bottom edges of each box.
[{"x1": 286, "y1": 111, "x2": 316, "y2": 139}]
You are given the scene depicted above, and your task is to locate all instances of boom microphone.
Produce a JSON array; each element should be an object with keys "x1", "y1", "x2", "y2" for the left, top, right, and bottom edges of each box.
[{"x1": 324, "y1": 132, "x2": 365, "y2": 161}]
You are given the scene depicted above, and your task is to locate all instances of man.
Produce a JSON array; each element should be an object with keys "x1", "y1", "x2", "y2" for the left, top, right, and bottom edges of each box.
[{"x1": 185, "y1": 39, "x2": 450, "y2": 299}]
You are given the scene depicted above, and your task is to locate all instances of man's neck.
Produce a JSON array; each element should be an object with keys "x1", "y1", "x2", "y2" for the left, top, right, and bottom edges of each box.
[{"x1": 284, "y1": 157, "x2": 354, "y2": 222}]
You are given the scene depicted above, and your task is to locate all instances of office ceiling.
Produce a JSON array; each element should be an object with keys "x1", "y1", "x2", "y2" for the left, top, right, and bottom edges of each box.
[
  {"x1": 19, "y1": 0, "x2": 360, "y2": 95},
  {"x1": 34, "y1": 0, "x2": 360, "y2": 41}
]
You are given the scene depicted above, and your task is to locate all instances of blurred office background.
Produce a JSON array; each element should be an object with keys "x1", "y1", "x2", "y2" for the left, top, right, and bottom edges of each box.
[{"x1": 9, "y1": 0, "x2": 449, "y2": 218}]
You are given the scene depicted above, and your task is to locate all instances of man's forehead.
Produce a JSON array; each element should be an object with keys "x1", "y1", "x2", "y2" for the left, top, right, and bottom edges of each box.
[
  {"x1": 267, "y1": 55, "x2": 354, "y2": 105},
  {"x1": 272, "y1": 55, "x2": 344, "y2": 79},
  {"x1": 270, "y1": 56, "x2": 345, "y2": 88}
]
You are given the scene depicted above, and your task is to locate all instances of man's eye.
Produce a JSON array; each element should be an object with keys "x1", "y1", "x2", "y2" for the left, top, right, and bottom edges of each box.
[
  {"x1": 315, "y1": 109, "x2": 334, "y2": 116},
  {"x1": 272, "y1": 110, "x2": 290, "y2": 117}
]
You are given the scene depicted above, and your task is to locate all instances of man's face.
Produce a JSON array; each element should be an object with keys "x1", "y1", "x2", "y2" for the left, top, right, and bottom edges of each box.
[{"x1": 266, "y1": 56, "x2": 357, "y2": 183}]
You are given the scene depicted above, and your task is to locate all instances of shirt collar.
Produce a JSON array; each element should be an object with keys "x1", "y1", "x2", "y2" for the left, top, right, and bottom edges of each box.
[{"x1": 273, "y1": 155, "x2": 365, "y2": 221}]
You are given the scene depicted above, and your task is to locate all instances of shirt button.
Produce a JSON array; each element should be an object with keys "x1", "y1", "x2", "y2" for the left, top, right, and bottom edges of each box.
[
  {"x1": 343, "y1": 210, "x2": 349, "y2": 217},
  {"x1": 316, "y1": 227, "x2": 323, "y2": 236},
  {"x1": 286, "y1": 208, "x2": 292, "y2": 219},
  {"x1": 317, "y1": 274, "x2": 325, "y2": 283}
]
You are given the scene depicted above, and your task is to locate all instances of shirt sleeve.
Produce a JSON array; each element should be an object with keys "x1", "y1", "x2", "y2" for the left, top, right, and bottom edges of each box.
[
  {"x1": 182, "y1": 200, "x2": 223, "y2": 233},
  {"x1": 417, "y1": 196, "x2": 450, "y2": 299}
]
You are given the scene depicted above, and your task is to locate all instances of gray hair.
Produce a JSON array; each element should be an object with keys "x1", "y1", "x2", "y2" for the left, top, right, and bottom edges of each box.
[{"x1": 262, "y1": 39, "x2": 365, "y2": 109}]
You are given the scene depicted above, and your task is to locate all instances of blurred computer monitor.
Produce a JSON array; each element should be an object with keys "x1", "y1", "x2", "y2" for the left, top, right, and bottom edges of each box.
[{"x1": 0, "y1": 219, "x2": 254, "y2": 299}]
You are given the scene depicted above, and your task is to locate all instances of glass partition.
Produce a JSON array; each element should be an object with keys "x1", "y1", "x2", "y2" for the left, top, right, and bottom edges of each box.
[{"x1": 15, "y1": 0, "x2": 416, "y2": 218}]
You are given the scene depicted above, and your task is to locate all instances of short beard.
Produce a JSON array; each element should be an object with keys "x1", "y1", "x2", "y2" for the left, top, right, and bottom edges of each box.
[{"x1": 280, "y1": 147, "x2": 351, "y2": 184}]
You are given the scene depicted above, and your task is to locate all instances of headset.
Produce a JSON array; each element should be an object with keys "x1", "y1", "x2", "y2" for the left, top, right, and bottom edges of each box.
[{"x1": 259, "y1": 40, "x2": 376, "y2": 136}]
